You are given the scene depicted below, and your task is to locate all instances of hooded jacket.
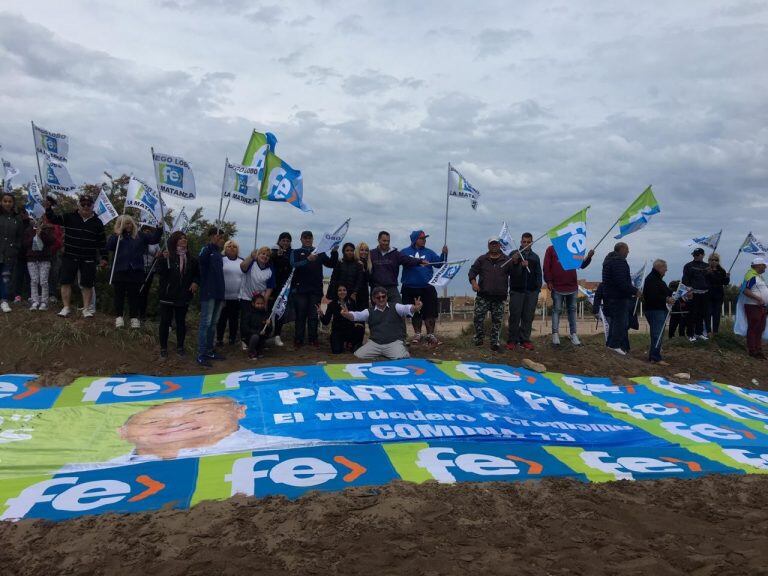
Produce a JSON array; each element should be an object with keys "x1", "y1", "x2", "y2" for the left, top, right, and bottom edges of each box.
[
  {"x1": 601, "y1": 251, "x2": 637, "y2": 300},
  {"x1": 400, "y1": 231, "x2": 446, "y2": 288}
]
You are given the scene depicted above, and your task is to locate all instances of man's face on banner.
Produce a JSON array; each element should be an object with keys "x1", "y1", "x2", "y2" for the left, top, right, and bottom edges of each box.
[{"x1": 119, "y1": 397, "x2": 245, "y2": 458}]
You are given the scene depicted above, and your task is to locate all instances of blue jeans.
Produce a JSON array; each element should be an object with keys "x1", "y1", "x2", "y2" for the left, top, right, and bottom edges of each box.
[
  {"x1": 552, "y1": 291, "x2": 577, "y2": 334},
  {"x1": 645, "y1": 309, "x2": 667, "y2": 362},
  {"x1": 604, "y1": 297, "x2": 631, "y2": 351},
  {"x1": 198, "y1": 299, "x2": 224, "y2": 356}
]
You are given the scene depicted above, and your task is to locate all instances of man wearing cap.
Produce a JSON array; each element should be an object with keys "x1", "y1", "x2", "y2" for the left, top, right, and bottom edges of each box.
[
  {"x1": 682, "y1": 247, "x2": 710, "y2": 342},
  {"x1": 290, "y1": 230, "x2": 338, "y2": 348},
  {"x1": 341, "y1": 285, "x2": 423, "y2": 359},
  {"x1": 468, "y1": 237, "x2": 510, "y2": 351},
  {"x1": 736, "y1": 257, "x2": 768, "y2": 359},
  {"x1": 44, "y1": 194, "x2": 107, "y2": 318},
  {"x1": 369, "y1": 230, "x2": 428, "y2": 304},
  {"x1": 400, "y1": 230, "x2": 448, "y2": 346}
]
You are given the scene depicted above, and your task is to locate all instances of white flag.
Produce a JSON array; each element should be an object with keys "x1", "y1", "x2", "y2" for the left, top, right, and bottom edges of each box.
[
  {"x1": 270, "y1": 270, "x2": 294, "y2": 320},
  {"x1": 153, "y1": 151, "x2": 196, "y2": 199},
  {"x1": 24, "y1": 180, "x2": 45, "y2": 220},
  {"x1": 3, "y1": 159, "x2": 20, "y2": 192},
  {"x1": 171, "y1": 206, "x2": 190, "y2": 233},
  {"x1": 428, "y1": 259, "x2": 468, "y2": 287},
  {"x1": 448, "y1": 164, "x2": 480, "y2": 210},
  {"x1": 43, "y1": 154, "x2": 76, "y2": 194},
  {"x1": 33, "y1": 124, "x2": 69, "y2": 162},
  {"x1": 740, "y1": 232, "x2": 767, "y2": 255},
  {"x1": 95, "y1": 190, "x2": 119, "y2": 226},
  {"x1": 222, "y1": 159, "x2": 261, "y2": 206},
  {"x1": 313, "y1": 218, "x2": 350, "y2": 255},
  {"x1": 683, "y1": 230, "x2": 721, "y2": 250},
  {"x1": 630, "y1": 261, "x2": 647, "y2": 290},
  {"x1": 499, "y1": 221, "x2": 514, "y2": 256},
  {"x1": 127, "y1": 176, "x2": 165, "y2": 226}
]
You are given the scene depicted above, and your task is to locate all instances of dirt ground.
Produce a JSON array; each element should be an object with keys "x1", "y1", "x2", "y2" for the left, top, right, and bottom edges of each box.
[{"x1": 1, "y1": 307, "x2": 767, "y2": 575}]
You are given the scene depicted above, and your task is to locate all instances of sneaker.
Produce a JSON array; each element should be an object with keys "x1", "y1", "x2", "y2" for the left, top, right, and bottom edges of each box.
[
  {"x1": 411, "y1": 334, "x2": 423, "y2": 345},
  {"x1": 521, "y1": 342, "x2": 534, "y2": 351},
  {"x1": 426, "y1": 334, "x2": 441, "y2": 347},
  {"x1": 505, "y1": 343, "x2": 517, "y2": 351},
  {"x1": 241, "y1": 342, "x2": 248, "y2": 351},
  {"x1": 38, "y1": 302, "x2": 47, "y2": 311},
  {"x1": 551, "y1": 333, "x2": 561, "y2": 346},
  {"x1": 115, "y1": 317, "x2": 125, "y2": 328},
  {"x1": 274, "y1": 336, "x2": 284, "y2": 347},
  {"x1": 570, "y1": 333, "x2": 581, "y2": 346},
  {"x1": 57, "y1": 306, "x2": 71, "y2": 317},
  {"x1": 29, "y1": 302, "x2": 39, "y2": 311},
  {"x1": 196, "y1": 354, "x2": 213, "y2": 367},
  {"x1": 130, "y1": 318, "x2": 140, "y2": 329},
  {"x1": 490, "y1": 344, "x2": 500, "y2": 352},
  {"x1": 0, "y1": 301, "x2": 10, "y2": 313},
  {"x1": 206, "y1": 352, "x2": 227, "y2": 361},
  {"x1": 83, "y1": 309, "x2": 94, "y2": 318},
  {"x1": 248, "y1": 353, "x2": 258, "y2": 361},
  {"x1": 609, "y1": 347, "x2": 627, "y2": 356},
  {"x1": 696, "y1": 335, "x2": 709, "y2": 341},
  {"x1": 688, "y1": 337, "x2": 697, "y2": 343},
  {"x1": 13, "y1": 296, "x2": 21, "y2": 303}
]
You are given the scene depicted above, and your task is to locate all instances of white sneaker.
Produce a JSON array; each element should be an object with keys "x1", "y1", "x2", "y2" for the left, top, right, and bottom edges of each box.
[
  {"x1": 130, "y1": 318, "x2": 140, "y2": 329},
  {"x1": 570, "y1": 333, "x2": 581, "y2": 346},
  {"x1": 241, "y1": 342, "x2": 248, "y2": 351},
  {"x1": 688, "y1": 336, "x2": 697, "y2": 343},
  {"x1": 609, "y1": 347, "x2": 627, "y2": 356},
  {"x1": 29, "y1": 302, "x2": 39, "y2": 311},
  {"x1": 696, "y1": 334, "x2": 709, "y2": 341},
  {"x1": 83, "y1": 308, "x2": 94, "y2": 318},
  {"x1": 39, "y1": 302, "x2": 48, "y2": 311},
  {"x1": 0, "y1": 301, "x2": 10, "y2": 313},
  {"x1": 274, "y1": 336, "x2": 284, "y2": 347},
  {"x1": 115, "y1": 317, "x2": 124, "y2": 328},
  {"x1": 57, "y1": 306, "x2": 71, "y2": 317},
  {"x1": 551, "y1": 333, "x2": 560, "y2": 345}
]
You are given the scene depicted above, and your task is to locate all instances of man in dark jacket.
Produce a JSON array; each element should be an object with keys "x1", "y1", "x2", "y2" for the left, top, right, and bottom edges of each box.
[
  {"x1": 369, "y1": 230, "x2": 426, "y2": 303},
  {"x1": 704, "y1": 253, "x2": 729, "y2": 336},
  {"x1": 506, "y1": 232, "x2": 542, "y2": 351},
  {"x1": 682, "y1": 247, "x2": 710, "y2": 341},
  {"x1": 290, "y1": 230, "x2": 338, "y2": 347},
  {"x1": 197, "y1": 227, "x2": 227, "y2": 366},
  {"x1": 642, "y1": 259, "x2": 673, "y2": 364},
  {"x1": 44, "y1": 195, "x2": 107, "y2": 318},
  {"x1": 601, "y1": 242, "x2": 640, "y2": 354},
  {"x1": 469, "y1": 237, "x2": 509, "y2": 351},
  {"x1": 270, "y1": 231, "x2": 293, "y2": 347}
]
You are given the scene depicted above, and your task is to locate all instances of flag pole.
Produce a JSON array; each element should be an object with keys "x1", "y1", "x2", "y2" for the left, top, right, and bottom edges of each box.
[
  {"x1": 443, "y1": 162, "x2": 451, "y2": 248},
  {"x1": 217, "y1": 157, "x2": 228, "y2": 224},
  {"x1": 30, "y1": 121, "x2": 46, "y2": 197},
  {"x1": 592, "y1": 216, "x2": 621, "y2": 252},
  {"x1": 727, "y1": 233, "x2": 749, "y2": 274},
  {"x1": 253, "y1": 196, "x2": 263, "y2": 249},
  {"x1": 632, "y1": 260, "x2": 647, "y2": 316},
  {"x1": 109, "y1": 196, "x2": 130, "y2": 286},
  {"x1": 712, "y1": 229, "x2": 722, "y2": 255}
]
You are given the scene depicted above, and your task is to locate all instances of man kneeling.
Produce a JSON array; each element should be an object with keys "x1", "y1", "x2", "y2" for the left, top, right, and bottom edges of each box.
[{"x1": 341, "y1": 285, "x2": 423, "y2": 359}]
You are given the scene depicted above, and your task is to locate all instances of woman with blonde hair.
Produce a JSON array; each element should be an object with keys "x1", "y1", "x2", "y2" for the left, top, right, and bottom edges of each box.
[
  {"x1": 106, "y1": 214, "x2": 162, "y2": 328},
  {"x1": 238, "y1": 245, "x2": 275, "y2": 349},
  {"x1": 216, "y1": 239, "x2": 244, "y2": 346},
  {"x1": 355, "y1": 241, "x2": 372, "y2": 310}
]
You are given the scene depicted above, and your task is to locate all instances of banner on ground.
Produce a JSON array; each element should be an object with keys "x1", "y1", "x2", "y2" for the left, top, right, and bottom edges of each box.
[
  {"x1": 222, "y1": 159, "x2": 262, "y2": 206},
  {"x1": 614, "y1": 186, "x2": 661, "y2": 239},
  {"x1": 429, "y1": 259, "x2": 468, "y2": 287},
  {"x1": 95, "y1": 190, "x2": 119, "y2": 226},
  {"x1": 499, "y1": 221, "x2": 514, "y2": 256},
  {"x1": 2, "y1": 359, "x2": 768, "y2": 521},
  {"x1": 313, "y1": 218, "x2": 350, "y2": 255},
  {"x1": 684, "y1": 230, "x2": 721, "y2": 250},
  {"x1": 547, "y1": 207, "x2": 589, "y2": 271},
  {"x1": 42, "y1": 154, "x2": 76, "y2": 194},
  {"x1": 262, "y1": 152, "x2": 312, "y2": 212},
  {"x1": 153, "y1": 152, "x2": 196, "y2": 200},
  {"x1": 33, "y1": 124, "x2": 68, "y2": 162},
  {"x1": 24, "y1": 180, "x2": 45, "y2": 220},
  {"x1": 127, "y1": 176, "x2": 165, "y2": 226},
  {"x1": 447, "y1": 164, "x2": 479, "y2": 210}
]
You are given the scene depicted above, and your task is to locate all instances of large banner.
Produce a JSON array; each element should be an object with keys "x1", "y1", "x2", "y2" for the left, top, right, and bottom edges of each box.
[{"x1": 2, "y1": 360, "x2": 766, "y2": 521}]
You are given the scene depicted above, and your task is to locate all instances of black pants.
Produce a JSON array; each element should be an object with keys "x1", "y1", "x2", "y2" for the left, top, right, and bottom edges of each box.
[
  {"x1": 330, "y1": 325, "x2": 365, "y2": 354},
  {"x1": 248, "y1": 324, "x2": 273, "y2": 356},
  {"x1": 114, "y1": 281, "x2": 140, "y2": 318},
  {"x1": 604, "y1": 298, "x2": 631, "y2": 351},
  {"x1": 669, "y1": 313, "x2": 688, "y2": 338},
  {"x1": 217, "y1": 299, "x2": 240, "y2": 344},
  {"x1": 159, "y1": 304, "x2": 188, "y2": 351},
  {"x1": 706, "y1": 297, "x2": 724, "y2": 334},
  {"x1": 293, "y1": 292, "x2": 321, "y2": 344},
  {"x1": 687, "y1": 293, "x2": 709, "y2": 337},
  {"x1": 138, "y1": 272, "x2": 154, "y2": 319}
]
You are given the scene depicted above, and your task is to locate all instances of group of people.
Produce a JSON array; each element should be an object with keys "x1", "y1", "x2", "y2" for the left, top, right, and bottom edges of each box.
[{"x1": 2, "y1": 189, "x2": 766, "y2": 365}]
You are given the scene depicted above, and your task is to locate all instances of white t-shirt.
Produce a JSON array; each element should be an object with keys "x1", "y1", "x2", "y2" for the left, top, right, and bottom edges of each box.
[
  {"x1": 222, "y1": 256, "x2": 244, "y2": 301},
  {"x1": 239, "y1": 261, "x2": 274, "y2": 301}
]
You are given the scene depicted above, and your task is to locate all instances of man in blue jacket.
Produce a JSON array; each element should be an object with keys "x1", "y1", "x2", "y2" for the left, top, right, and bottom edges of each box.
[
  {"x1": 197, "y1": 227, "x2": 227, "y2": 367},
  {"x1": 601, "y1": 242, "x2": 641, "y2": 355},
  {"x1": 401, "y1": 230, "x2": 447, "y2": 345}
]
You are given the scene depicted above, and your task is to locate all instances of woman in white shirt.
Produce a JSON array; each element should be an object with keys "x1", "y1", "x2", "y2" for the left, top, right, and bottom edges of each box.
[
  {"x1": 216, "y1": 240, "x2": 244, "y2": 346},
  {"x1": 239, "y1": 246, "x2": 275, "y2": 349}
]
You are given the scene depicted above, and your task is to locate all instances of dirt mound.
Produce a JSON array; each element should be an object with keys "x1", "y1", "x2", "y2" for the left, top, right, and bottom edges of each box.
[{"x1": 1, "y1": 475, "x2": 766, "y2": 576}]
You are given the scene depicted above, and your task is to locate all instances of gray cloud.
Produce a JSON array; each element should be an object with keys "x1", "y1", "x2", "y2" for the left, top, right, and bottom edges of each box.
[
  {"x1": 473, "y1": 28, "x2": 532, "y2": 58},
  {"x1": 341, "y1": 69, "x2": 423, "y2": 96}
]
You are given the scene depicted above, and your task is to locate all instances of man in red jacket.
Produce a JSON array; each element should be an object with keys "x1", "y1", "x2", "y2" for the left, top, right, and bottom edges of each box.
[{"x1": 543, "y1": 245, "x2": 594, "y2": 346}]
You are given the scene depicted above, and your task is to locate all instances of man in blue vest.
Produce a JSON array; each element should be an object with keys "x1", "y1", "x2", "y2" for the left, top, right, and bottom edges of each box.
[{"x1": 341, "y1": 285, "x2": 423, "y2": 359}]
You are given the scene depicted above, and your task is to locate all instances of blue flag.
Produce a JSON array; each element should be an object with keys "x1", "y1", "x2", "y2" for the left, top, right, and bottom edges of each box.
[
  {"x1": 547, "y1": 207, "x2": 589, "y2": 271},
  {"x1": 261, "y1": 152, "x2": 312, "y2": 213}
]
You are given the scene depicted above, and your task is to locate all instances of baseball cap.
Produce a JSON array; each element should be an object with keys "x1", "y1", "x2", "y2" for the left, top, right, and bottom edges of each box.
[
  {"x1": 300, "y1": 230, "x2": 313, "y2": 238},
  {"x1": 488, "y1": 236, "x2": 501, "y2": 244},
  {"x1": 752, "y1": 257, "x2": 766, "y2": 266},
  {"x1": 692, "y1": 248, "x2": 705, "y2": 256}
]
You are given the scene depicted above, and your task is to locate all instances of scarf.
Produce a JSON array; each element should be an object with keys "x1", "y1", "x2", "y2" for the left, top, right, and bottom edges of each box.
[{"x1": 177, "y1": 247, "x2": 187, "y2": 275}]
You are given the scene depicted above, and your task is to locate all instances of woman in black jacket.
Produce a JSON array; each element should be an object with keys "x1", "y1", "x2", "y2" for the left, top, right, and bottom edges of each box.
[
  {"x1": 355, "y1": 241, "x2": 371, "y2": 310},
  {"x1": 704, "y1": 253, "x2": 729, "y2": 335},
  {"x1": 0, "y1": 192, "x2": 23, "y2": 313},
  {"x1": 318, "y1": 284, "x2": 364, "y2": 354},
  {"x1": 327, "y1": 242, "x2": 364, "y2": 304},
  {"x1": 269, "y1": 232, "x2": 292, "y2": 346},
  {"x1": 157, "y1": 231, "x2": 199, "y2": 357}
]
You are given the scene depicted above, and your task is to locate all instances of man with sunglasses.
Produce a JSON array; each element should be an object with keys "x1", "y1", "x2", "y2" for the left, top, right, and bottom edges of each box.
[
  {"x1": 341, "y1": 285, "x2": 423, "y2": 359},
  {"x1": 44, "y1": 194, "x2": 108, "y2": 318}
]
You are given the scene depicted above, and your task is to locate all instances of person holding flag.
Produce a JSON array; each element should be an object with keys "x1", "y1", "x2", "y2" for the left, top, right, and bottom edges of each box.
[
  {"x1": 601, "y1": 242, "x2": 640, "y2": 355},
  {"x1": 269, "y1": 232, "x2": 293, "y2": 346},
  {"x1": 642, "y1": 259, "x2": 674, "y2": 365},
  {"x1": 0, "y1": 192, "x2": 24, "y2": 312},
  {"x1": 400, "y1": 230, "x2": 448, "y2": 346},
  {"x1": 197, "y1": 227, "x2": 228, "y2": 367},
  {"x1": 734, "y1": 257, "x2": 768, "y2": 359},
  {"x1": 22, "y1": 215, "x2": 55, "y2": 310},
  {"x1": 682, "y1": 247, "x2": 710, "y2": 342},
  {"x1": 506, "y1": 232, "x2": 542, "y2": 351},
  {"x1": 469, "y1": 237, "x2": 510, "y2": 352},
  {"x1": 369, "y1": 231, "x2": 428, "y2": 304},
  {"x1": 704, "y1": 253, "x2": 729, "y2": 336}
]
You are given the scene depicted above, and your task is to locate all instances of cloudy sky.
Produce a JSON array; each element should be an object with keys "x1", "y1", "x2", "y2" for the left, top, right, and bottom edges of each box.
[{"x1": 1, "y1": 0, "x2": 766, "y2": 291}]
